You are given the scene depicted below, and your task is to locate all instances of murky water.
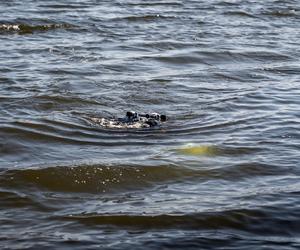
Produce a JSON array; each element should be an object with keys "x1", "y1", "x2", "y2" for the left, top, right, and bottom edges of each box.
[{"x1": 1, "y1": 0, "x2": 300, "y2": 249}]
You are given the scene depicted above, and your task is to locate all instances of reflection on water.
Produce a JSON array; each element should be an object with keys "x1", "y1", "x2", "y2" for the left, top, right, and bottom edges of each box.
[{"x1": 0, "y1": 0, "x2": 300, "y2": 249}]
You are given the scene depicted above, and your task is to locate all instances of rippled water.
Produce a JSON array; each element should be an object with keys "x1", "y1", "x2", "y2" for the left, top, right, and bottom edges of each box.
[{"x1": 1, "y1": 0, "x2": 300, "y2": 249}]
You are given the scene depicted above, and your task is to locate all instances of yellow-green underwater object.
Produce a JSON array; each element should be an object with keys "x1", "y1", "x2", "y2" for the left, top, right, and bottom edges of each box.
[{"x1": 177, "y1": 144, "x2": 217, "y2": 156}]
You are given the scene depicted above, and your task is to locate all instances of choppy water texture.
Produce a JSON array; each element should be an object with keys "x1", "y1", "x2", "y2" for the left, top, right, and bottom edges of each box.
[{"x1": 1, "y1": 0, "x2": 300, "y2": 249}]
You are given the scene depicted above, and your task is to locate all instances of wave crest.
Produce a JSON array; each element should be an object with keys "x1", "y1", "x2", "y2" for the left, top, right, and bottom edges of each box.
[{"x1": 0, "y1": 23, "x2": 74, "y2": 34}]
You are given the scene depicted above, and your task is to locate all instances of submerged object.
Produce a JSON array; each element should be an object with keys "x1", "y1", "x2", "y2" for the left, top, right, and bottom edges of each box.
[
  {"x1": 177, "y1": 144, "x2": 217, "y2": 156},
  {"x1": 89, "y1": 111, "x2": 167, "y2": 129}
]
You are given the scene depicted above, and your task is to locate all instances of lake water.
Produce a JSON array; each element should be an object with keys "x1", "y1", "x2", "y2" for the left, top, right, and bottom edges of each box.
[{"x1": 1, "y1": 0, "x2": 300, "y2": 249}]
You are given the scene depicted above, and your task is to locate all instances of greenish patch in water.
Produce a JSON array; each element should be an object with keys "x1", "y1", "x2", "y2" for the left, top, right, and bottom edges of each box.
[{"x1": 177, "y1": 144, "x2": 217, "y2": 156}]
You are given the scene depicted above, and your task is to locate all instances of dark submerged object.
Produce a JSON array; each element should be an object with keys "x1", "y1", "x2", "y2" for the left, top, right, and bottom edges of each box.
[
  {"x1": 90, "y1": 111, "x2": 167, "y2": 129},
  {"x1": 122, "y1": 111, "x2": 167, "y2": 126}
]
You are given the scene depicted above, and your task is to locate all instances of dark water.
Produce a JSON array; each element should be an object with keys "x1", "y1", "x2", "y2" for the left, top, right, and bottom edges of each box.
[{"x1": 1, "y1": 0, "x2": 300, "y2": 249}]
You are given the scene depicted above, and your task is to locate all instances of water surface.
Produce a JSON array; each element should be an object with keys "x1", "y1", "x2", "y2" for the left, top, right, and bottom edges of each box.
[{"x1": 1, "y1": 0, "x2": 300, "y2": 249}]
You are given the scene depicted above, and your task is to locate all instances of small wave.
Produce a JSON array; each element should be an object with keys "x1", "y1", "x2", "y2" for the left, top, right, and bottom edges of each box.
[
  {"x1": 145, "y1": 49, "x2": 292, "y2": 68},
  {"x1": 63, "y1": 208, "x2": 300, "y2": 234},
  {"x1": 0, "y1": 164, "x2": 193, "y2": 193},
  {"x1": 0, "y1": 190, "x2": 32, "y2": 208},
  {"x1": 38, "y1": 4, "x2": 90, "y2": 9},
  {"x1": 0, "y1": 162, "x2": 286, "y2": 194},
  {"x1": 151, "y1": 54, "x2": 208, "y2": 65},
  {"x1": 127, "y1": 1, "x2": 183, "y2": 7},
  {"x1": 201, "y1": 50, "x2": 292, "y2": 63},
  {"x1": 262, "y1": 65, "x2": 300, "y2": 75},
  {"x1": 263, "y1": 9, "x2": 298, "y2": 18},
  {"x1": 0, "y1": 118, "x2": 168, "y2": 146},
  {"x1": 164, "y1": 115, "x2": 264, "y2": 137},
  {"x1": 216, "y1": 1, "x2": 239, "y2": 6},
  {"x1": 111, "y1": 14, "x2": 175, "y2": 22},
  {"x1": 0, "y1": 23, "x2": 74, "y2": 34},
  {"x1": 223, "y1": 10, "x2": 257, "y2": 18},
  {"x1": 0, "y1": 189, "x2": 53, "y2": 211},
  {"x1": 34, "y1": 94, "x2": 100, "y2": 106},
  {"x1": 136, "y1": 40, "x2": 201, "y2": 51}
]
